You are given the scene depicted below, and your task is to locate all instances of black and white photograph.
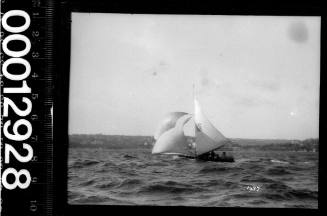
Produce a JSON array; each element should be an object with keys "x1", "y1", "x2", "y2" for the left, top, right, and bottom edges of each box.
[{"x1": 68, "y1": 13, "x2": 319, "y2": 208}]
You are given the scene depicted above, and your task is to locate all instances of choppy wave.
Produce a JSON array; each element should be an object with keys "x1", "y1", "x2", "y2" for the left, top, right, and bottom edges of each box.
[
  {"x1": 265, "y1": 166, "x2": 292, "y2": 175},
  {"x1": 199, "y1": 166, "x2": 243, "y2": 173},
  {"x1": 137, "y1": 181, "x2": 205, "y2": 194},
  {"x1": 70, "y1": 159, "x2": 101, "y2": 168},
  {"x1": 68, "y1": 148, "x2": 318, "y2": 208}
]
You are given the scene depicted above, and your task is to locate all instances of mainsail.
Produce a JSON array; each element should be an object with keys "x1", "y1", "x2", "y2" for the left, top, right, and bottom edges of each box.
[
  {"x1": 152, "y1": 114, "x2": 194, "y2": 156},
  {"x1": 194, "y1": 98, "x2": 229, "y2": 156}
]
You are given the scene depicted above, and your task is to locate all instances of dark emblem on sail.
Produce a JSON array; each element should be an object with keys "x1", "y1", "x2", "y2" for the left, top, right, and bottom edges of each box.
[{"x1": 196, "y1": 123, "x2": 202, "y2": 131}]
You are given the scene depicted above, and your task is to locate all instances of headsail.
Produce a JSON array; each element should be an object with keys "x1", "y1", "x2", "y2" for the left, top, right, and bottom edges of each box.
[
  {"x1": 154, "y1": 112, "x2": 189, "y2": 140},
  {"x1": 152, "y1": 114, "x2": 194, "y2": 156},
  {"x1": 194, "y1": 98, "x2": 229, "y2": 156}
]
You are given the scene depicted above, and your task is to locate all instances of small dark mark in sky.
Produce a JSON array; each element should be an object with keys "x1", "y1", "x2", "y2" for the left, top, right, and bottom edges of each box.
[{"x1": 288, "y1": 21, "x2": 308, "y2": 43}]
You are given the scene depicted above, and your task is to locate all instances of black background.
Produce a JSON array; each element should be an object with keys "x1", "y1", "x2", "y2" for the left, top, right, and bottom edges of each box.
[{"x1": 1, "y1": 0, "x2": 325, "y2": 216}]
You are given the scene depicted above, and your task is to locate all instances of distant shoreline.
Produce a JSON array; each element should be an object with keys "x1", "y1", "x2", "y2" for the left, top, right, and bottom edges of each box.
[{"x1": 69, "y1": 134, "x2": 318, "y2": 152}]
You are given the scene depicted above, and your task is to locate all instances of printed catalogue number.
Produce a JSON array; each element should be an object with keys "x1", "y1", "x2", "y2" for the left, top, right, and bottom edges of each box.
[{"x1": 1, "y1": 10, "x2": 34, "y2": 190}]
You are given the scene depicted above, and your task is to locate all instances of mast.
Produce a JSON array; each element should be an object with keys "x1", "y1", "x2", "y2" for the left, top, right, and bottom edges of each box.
[{"x1": 193, "y1": 84, "x2": 197, "y2": 157}]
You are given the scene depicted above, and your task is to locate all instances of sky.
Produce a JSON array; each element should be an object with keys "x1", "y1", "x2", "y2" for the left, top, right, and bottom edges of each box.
[{"x1": 69, "y1": 13, "x2": 320, "y2": 140}]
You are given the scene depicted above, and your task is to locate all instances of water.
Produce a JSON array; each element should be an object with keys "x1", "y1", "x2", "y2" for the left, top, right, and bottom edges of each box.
[{"x1": 68, "y1": 147, "x2": 318, "y2": 208}]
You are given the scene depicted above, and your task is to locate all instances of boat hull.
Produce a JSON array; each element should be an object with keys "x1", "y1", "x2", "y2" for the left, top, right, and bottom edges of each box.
[{"x1": 179, "y1": 155, "x2": 235, "y2": 162}]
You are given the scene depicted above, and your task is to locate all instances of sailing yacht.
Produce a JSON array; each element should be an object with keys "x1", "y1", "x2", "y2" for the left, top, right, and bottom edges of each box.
[{"x1": 152, "y1": 96, "x2": 234, "y2": 162}]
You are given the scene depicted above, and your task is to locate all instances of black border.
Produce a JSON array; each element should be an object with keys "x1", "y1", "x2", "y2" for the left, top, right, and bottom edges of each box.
[{"x1": 53, "y1": 1, "x2": 325, "y2": 215}]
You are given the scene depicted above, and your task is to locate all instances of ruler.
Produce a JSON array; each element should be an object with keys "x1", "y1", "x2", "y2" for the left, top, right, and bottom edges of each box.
[{"x1": 1, "y1": 0, "x2": 55, "y2": 215}]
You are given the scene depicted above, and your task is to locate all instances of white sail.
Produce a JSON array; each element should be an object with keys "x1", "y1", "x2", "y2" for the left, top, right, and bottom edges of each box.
[
  {"x1": 154, "y1": 112, "x2": 189, "y2": 140},
  {"x1": 194, "y1": 98, "x2": 228, "y2": 156},
  {"x1": 152, "y1": 114, "x2": 194, "y2": 156}
]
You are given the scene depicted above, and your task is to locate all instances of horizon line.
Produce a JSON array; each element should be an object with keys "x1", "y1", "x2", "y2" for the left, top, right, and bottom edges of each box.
[{"x1": 68, "y1": 133, "x2": 319, "y2": 141}]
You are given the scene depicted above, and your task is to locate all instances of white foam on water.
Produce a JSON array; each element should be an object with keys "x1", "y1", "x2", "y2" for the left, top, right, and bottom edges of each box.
[
  {"x1": 172, "y1": 155, "x2": 180, "y2": 160},
  {"x1": 271, "y1": 159, "x2": 289, "y2": 164}
]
